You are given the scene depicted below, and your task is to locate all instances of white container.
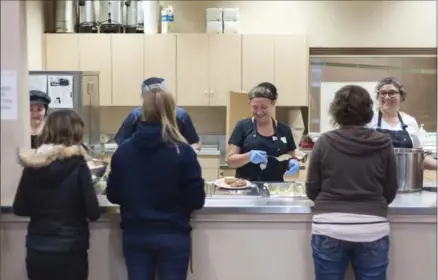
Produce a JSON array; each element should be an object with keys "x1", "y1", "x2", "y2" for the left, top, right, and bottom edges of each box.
[
  {"x1": 206, "y1": 21, "x2": 223, "y2": 34},
  {"x1": 206, "y1": 8, "x2": 222, "y2": 21},
  {"x1": 223, "y1": 20, "x2": 238, "y2": 34},
  {"x1": 143, "y1": 0, "x2": 159, "y2": 34},
  {"x1": 222, "y1": 8, "x2": 239, "y2": 21}
]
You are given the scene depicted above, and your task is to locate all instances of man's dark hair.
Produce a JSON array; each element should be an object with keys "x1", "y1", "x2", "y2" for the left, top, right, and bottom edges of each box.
[{"x1": 329, "y1": 85, "x2": 374, "y2": 127}]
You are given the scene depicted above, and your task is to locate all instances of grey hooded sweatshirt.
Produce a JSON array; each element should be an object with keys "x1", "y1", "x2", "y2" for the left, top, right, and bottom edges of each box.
[{"x1": 306, "y1": 126, "x2": 398, "y2": 218}]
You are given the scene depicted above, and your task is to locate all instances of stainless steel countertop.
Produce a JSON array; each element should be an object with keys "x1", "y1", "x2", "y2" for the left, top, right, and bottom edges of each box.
[
  {"x1": 2, "y1": 190, "x2": 436, "y2": 216},
  {"x1": 96, "y1": 191, "x2": 436, "y2": 215}
]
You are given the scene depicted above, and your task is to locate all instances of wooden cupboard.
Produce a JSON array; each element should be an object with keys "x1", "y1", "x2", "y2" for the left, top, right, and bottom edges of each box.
[
  {"x1": 111, "y1": 35, "x2": 144, "y2": 106},
  {"x1": 241, "y1": 34, "x2": 308, "y2": 107},
  {"x1": 45, "y1": 34, "x2": 80, "y2": 70},
  {"x1": 198, "y1": 154, "x2": 220, "y2": 181},
  {"x1": 78, "y1": 34, "x2": 112, "y2": 106},
  {"x1": 44, "y1": 33, "x2": 308, "y2": 107},
  {"x1": 176, "y1": 34, "x2": 242, "y2": 106}
]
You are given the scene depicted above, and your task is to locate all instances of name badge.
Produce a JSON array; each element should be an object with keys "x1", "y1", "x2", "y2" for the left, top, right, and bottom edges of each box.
[{"x1": 281, "y1": 137, "x2": 287, "y2": 144}]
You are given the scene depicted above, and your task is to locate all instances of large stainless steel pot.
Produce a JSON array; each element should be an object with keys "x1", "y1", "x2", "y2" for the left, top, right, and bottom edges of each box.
[
  {"x1": 55, "y1": 0, "x2": 77, "y2": 33},
  {"x1": 393, "y1": 148, "x2": 425, "y2": 192},
  {"x1": 78, "y1": 0, "x2": 98, "y2": 33},
  {"x1": 100, "y1": 0, "x2": 124, "y2": 33}
]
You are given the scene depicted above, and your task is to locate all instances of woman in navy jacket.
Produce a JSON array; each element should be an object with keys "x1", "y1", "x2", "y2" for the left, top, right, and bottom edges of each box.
[{"x1": 106, "y1": 88, "x2": 205, "y2": 280}]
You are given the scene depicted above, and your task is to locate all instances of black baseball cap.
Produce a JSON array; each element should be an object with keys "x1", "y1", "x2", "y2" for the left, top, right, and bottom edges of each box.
[{"x1": 30, "y1": 90, "x2": 51, "y2": 105}]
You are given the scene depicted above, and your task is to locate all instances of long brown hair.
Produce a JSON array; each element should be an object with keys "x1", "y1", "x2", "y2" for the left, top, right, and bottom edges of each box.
[
  {"x1": 37, "y1": 109, "x2": 84, "y2": 147},
  {"x1": 141, "y1": 88, "x2": 187, "y2": 148}
]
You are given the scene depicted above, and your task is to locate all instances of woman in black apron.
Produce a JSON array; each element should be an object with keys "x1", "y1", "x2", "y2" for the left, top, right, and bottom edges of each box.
[
  {"x1": 374, "y1": 77, "x2": 436, "y2": 170},
  {"x1": 227, "y1": 83, "x2": 300, "y2": 182},
  {"x1": 376, "y1": 111, "x2": 413, "y2": 148}
]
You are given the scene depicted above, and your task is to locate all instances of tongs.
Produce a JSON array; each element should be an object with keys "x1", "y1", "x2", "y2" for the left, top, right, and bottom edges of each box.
[{"x1": 260, "y1": 152, "x2": 308, "y2": 170}]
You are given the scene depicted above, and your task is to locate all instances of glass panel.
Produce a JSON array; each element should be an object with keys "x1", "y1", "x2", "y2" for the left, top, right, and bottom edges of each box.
[{"x1": 308, "y1": 57, "x2": 437, "y2": 133}]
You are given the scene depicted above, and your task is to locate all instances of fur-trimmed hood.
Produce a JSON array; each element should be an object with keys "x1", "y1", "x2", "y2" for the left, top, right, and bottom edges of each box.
[{"x1": 18, "y1": 144, "x2": 90, "y2": 168}]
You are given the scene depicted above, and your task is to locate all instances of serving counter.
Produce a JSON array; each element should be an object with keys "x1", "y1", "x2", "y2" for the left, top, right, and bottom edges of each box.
[{"x1": 1, "y1": 185, "x2": 436, "y2": 280}]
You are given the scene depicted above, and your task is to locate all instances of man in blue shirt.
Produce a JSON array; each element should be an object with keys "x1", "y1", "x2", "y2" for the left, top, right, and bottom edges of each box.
[{"x1": 114, "y1": 77, "x2": 201, "y2": 150}]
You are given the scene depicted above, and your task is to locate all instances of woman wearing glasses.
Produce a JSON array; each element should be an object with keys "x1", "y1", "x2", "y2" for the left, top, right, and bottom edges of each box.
[{"x1": 368, "y1": 77, "x2": 436, "y2": 170}]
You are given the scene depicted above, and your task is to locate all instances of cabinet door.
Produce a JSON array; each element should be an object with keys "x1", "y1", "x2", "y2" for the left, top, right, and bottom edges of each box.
[
  {"x1": 241, "y1": 35, "x2": 275, "y2": 92},
  {"x1": 176, "y1": 34, "x2": 209, "y2": 106},
  {"x1": 208, "y1": 35, "x2": 242, "y2": 106},
  {"x1": 45, "y1": 34, "x2": 79, "y2": 70},
  {"x1": 274, "y1": 35, "x2": 308, "y2": 106},
  {"x1": 144, "y1": 34, "x2": 177, "y2": 98},
  {"x1": 111, "y1": 35, "x2": 144, "y2": 106},
  {"x1": 78, "y1": 34, "x2": 112, "y2": 106}
]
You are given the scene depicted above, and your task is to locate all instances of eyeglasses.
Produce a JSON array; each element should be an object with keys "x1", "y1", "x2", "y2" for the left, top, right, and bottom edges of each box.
[{"x1": 378, "y1": 90, "x2": 399, "y2": 98}]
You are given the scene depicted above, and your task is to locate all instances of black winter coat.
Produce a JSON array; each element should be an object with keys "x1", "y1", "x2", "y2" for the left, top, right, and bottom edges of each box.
[{"x1": 13, "y1": 144, "x2": 101, "y2": 252}]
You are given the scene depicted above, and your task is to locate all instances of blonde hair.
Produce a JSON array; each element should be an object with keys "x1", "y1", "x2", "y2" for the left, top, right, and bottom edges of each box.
[{"x1": 141, "y1": 88, "x2": 187, "y2": 150}]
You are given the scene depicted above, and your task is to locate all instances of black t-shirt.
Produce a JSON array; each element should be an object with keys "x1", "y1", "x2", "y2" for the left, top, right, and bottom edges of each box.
[{"x1": 228, "y1": 118, "x2": 296, "y2": 182}]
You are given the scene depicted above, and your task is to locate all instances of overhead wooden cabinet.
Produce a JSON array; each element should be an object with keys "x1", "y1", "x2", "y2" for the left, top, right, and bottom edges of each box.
[
  {"x1": 242, "y1": 34, "x2": 309, "y2": 107},
  {"x1": 208, "y1": 34, "x2": 242, "y2": 106},
  {"x1": 177, "y1": 34, "x2": 242, "y2": 106},
  {"x1": 111, "y1": 34, "x2": 144, "y2": 106},
  {"x1": 78, "y1": 34, "x2": 112, "y2": 106},
  {"x1": 176, "y1": 34, "x2": 209, "y2": 106},
  {"x1": 144, "y1": 34, "x2": 177, "y2": 98},
  {"x1": 274, "y1": 35, "x2": 308, "y2": 106},
  {"x1": 241, "y1": 35, "x2": 275, "y2": 92},
  {"x1": 45, "y1": 34, "x2": 80, "y2": 70}
]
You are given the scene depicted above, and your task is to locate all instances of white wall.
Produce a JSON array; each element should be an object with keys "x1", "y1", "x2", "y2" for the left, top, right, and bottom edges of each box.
[
  {"x1": 25, "y1": 0, "x2": 44, "y2": 70},
  {"x1": 161, "y1": 1, "x2": 436, "y2": 47}
]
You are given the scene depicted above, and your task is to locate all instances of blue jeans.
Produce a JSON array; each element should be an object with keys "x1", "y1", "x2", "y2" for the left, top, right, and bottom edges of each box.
[
  {"x1": 123, "y1": 231, "x2": 190, "y2": 280},
  {"x1": 311, "y1": 235, "x2": 390, "y2": 280}
]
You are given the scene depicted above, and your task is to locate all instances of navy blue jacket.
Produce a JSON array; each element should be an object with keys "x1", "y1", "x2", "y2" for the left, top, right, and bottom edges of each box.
[
  {"x1": 114, "y1": 107, "x2": 200, "y2": 145},
  {"x1": 106, "y1": 122, "x2": 205, "y2": 232}
]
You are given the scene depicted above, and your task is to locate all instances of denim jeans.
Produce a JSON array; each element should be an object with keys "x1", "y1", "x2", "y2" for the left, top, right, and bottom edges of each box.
[
  {"x1": 311, "y1": 234, "x2": 390, "y2": 280},
  {"x1": 123, "y1": 231, "x2": 191, "y2": 280}
]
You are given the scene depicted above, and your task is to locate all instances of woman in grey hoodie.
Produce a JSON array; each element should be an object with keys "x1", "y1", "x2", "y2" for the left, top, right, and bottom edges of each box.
[{"x1": 306, "y1": 85, "x2": 398, "y2": 280}]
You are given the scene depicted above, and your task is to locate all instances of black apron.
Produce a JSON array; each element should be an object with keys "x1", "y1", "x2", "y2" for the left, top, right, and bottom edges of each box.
[
  {"x1": 376, "y1": 111, "x2": 413, "y2": 149},
  {"x1": 235, "y1": 118, "x2": 289, "y2": 182}
]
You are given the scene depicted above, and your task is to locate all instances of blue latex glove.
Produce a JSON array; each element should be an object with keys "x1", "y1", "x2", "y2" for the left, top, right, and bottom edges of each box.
[
  {"x1": 285, "y1": 159, "x2": 300, "y2": 176},
  {"x1": 249, "y1": 150, "x2": 267, "y2": 164}
]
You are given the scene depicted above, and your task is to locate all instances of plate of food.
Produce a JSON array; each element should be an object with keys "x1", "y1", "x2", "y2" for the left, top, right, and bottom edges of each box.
[{"x1": 214, "y1": 177, "x2": 252, "y2": 190}]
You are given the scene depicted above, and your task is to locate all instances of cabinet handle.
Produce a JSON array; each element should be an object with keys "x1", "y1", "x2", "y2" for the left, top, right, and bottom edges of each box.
[{"x1": 87, "y1": 82, "x2": 94, "y2": 95}]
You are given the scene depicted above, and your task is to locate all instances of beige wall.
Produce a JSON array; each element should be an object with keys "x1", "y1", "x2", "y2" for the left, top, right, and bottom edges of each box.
[
  {"x1": 1, "y1": 1, "x2": 30, "y2": 205},
  {"x1": 160, "y1": 1, "x2": 436, "y2": 47},
  {"x1": 25, "y1": 1, "x2": 44, "y2": 70}
]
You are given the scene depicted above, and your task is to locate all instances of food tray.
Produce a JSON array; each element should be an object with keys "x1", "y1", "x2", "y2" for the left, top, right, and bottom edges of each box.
[{"x1": 262, "y1": 182, "x2": 307, "y2": 198}]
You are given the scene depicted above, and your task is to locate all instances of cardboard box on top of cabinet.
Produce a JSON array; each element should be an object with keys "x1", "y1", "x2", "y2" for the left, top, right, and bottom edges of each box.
[
  {"x1": 223, "y1": 21, "x2": 238, "y2": 34},
  {"x1": 206, "y1": 8, "x2": 223, "y2": 21},
  {"x1": 222, "y1": 8, "x2": 239, "y2": 21},
  {"x1": 207, "y1": 21, "x2": 223, "y2": 34}
]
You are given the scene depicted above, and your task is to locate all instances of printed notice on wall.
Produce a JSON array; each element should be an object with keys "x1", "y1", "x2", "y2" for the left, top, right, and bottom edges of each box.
[
  {"x1": 47, "y1": 75, "x2": 74, "y2": 109},
  {"x1": 1, "y1": 71, "x2": 18, "y2": 120}
]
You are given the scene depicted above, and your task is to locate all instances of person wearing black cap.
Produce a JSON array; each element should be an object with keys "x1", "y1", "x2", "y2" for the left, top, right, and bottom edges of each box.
[
  {"x1": 114, "y1": 77, "x2": 201, "y2": 150},
  {"x1": 226, "y1": 82, "x2": 300, "y2": 182},
  {"x1": 29, "y1": 90, "x2": 51, "y2": 149}
]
